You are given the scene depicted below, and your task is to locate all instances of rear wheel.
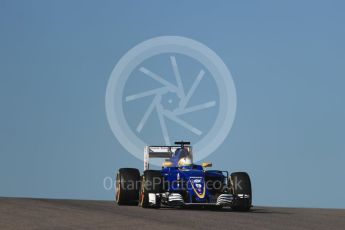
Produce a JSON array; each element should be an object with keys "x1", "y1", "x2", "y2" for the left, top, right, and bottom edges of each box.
[
  {"x1": 139, "y1": 170, "x2": 163, "y2": 208},
  {"x1": 115, "y1": 168, "x2": 140, "y2": 205},
  {"x1": 230, "y1": 172, "x2": 252, "y2": 211}
]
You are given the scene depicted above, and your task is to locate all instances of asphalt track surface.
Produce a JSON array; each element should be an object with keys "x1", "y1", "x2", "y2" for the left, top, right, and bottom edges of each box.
[{"x1": 1, "y1": 198, "x2": 345, "y2": 230}]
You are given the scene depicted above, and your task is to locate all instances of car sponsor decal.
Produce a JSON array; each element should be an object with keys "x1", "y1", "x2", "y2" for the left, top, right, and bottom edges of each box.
[{"x1": 189, "y1": 177, "x2": 206, "y2": 199}]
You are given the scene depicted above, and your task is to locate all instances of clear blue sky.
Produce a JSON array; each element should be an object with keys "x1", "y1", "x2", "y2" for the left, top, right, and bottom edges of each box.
[{"x1": 1, "y1": 0, "x2": 344, "y2": 208}]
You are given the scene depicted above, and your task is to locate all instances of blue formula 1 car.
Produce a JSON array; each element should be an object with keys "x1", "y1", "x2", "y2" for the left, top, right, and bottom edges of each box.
[{"x1": 115, "y1": 141, "x2": 252, "y2": 211}]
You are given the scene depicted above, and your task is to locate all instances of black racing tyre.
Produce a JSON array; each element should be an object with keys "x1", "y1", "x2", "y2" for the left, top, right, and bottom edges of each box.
[
  {"x1": 139, "y1": 170, "x2": 163, "y2": 208},
  {"x1": 115, "y1": 168, "x2": 140, "y2": 205},
  {"x1": 230, "y1": 172, "x2": 252, "y2": 211}
]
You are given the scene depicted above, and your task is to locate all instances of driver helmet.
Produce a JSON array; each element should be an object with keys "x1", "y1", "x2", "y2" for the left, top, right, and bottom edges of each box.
[{"x1": 178, "y1": 156, "x2": 192, "y2": 167}]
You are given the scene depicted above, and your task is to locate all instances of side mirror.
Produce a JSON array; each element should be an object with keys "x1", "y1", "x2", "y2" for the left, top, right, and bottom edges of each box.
[
  {"x1": 162, "y1": 160, "x2": 173, "y2": 167},
  {"x1": 202, "y1": 162, "x2": 212, "y2": 168}
]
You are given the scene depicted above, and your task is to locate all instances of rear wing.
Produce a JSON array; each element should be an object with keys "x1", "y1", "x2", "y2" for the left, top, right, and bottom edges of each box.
[{"x1": 144, "y1": 145, "x2": 193, "y2": 170}]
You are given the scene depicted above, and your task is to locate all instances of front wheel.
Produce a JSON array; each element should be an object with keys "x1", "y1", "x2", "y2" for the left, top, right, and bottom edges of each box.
[
  {"x1": 115, "y1": 168, "x2": 140, "y2": 205},
  {"x1": 139, "y1": 170, "x2": 163, "y2": 208},
  {"x1": 230, "y1": 172, "x2": 252, "y2": 211}
]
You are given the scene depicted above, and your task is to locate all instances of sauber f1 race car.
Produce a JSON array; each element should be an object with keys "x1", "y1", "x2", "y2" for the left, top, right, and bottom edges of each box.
[{"x1": 115, "y1": 141, "x2": 252, "y2": 211}]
